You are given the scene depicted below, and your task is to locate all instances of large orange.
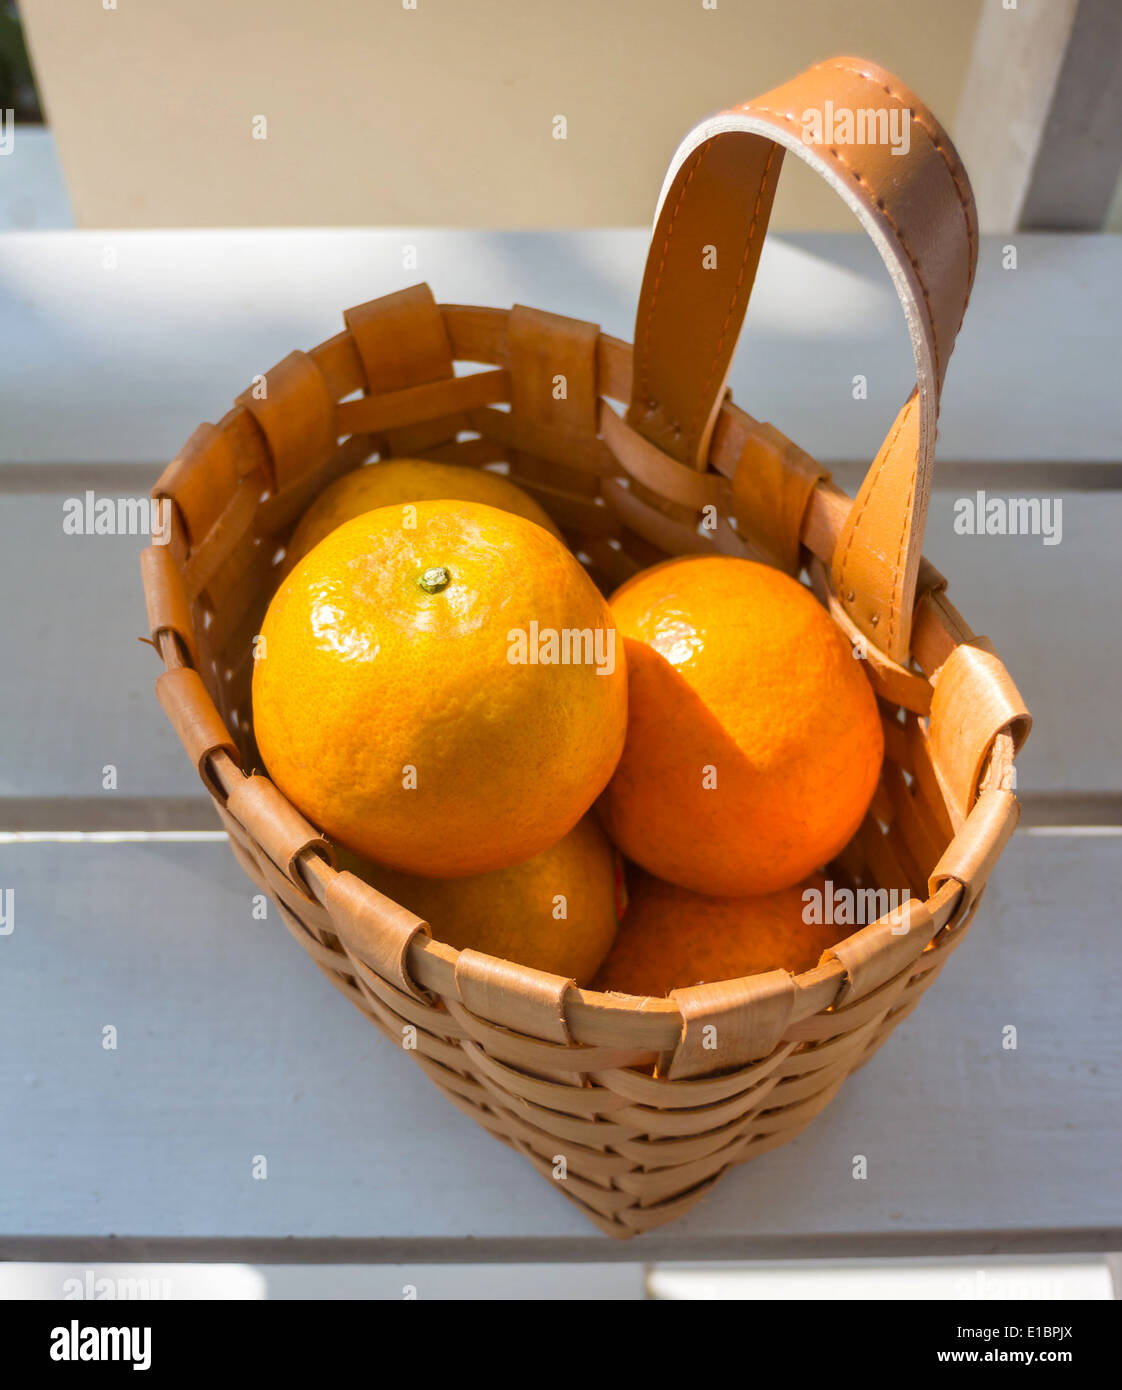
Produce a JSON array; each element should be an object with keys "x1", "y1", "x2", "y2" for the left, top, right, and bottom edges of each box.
[
  {"x1": 282, "y1": 458, "x2": 560, "y2": 575},
  {"x1": 594, "y1": 870, "x2": 837, "y2": 997},
  {"x1": 253, "y1": 499, "x2": 627, "y2": 877},
  {"x1": 599, "y1": 555, "x2": 882, "y2": 896},
  {"x1": 336, "y1": 816, "x2": 624, "y2": 985}
]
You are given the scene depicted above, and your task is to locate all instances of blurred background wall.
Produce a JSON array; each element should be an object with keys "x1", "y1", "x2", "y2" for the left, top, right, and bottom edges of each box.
[
  {"x1": 16, "y1": 0, "x2": 988, "y2": 230},
  {"x1": 13, "y1": 0, "x2": 1122, "y2": 233}
]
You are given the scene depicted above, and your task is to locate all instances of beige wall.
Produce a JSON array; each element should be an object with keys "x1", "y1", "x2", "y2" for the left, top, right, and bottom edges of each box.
[{"x1": 22, "y1": 0, "x2": 982, "y2": 229}]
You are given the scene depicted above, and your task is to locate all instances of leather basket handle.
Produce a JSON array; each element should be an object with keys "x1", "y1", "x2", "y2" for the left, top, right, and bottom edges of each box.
[{"x1": 627, "y1": 55, "x2": 978, "y2": 662}]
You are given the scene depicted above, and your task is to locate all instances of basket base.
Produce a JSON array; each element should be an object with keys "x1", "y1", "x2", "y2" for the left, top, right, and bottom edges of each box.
[{"x1": 222, "y1": 807, "x2": 976, "y2": 1239}]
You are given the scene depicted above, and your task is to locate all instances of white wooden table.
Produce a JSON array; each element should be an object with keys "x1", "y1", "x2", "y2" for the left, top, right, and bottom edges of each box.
[{"x1": 1, "y1": 230, "x2": 1119, "y2": 1262}]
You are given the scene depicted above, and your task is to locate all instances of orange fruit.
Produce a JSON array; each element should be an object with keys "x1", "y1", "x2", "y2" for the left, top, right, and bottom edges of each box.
[
  {"x1": 599, "y1": 555, "x2": 883, "y2": 896},
  {"x1": 253, "y1": 499, "x2": 627, "y2": 878},
  {"x1": 594, "y1": 870, "x2": 837, "y2": 997},
  {"x1": 336, "y1": 816, "x2": 625, "y2": 985},
  {"x1": 282, "y1": 458, "x2": 560, "y2": 575}
]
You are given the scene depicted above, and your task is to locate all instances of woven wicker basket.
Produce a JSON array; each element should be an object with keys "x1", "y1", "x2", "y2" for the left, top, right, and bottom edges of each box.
[{"x1": 141, "y1": 57, "x2": 1030, "y2": 1238}]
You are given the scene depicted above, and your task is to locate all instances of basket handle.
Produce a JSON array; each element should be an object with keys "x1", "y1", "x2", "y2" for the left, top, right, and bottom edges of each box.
[{"x1": 627, "y1": 55, "x2": 978, "y2": 662}]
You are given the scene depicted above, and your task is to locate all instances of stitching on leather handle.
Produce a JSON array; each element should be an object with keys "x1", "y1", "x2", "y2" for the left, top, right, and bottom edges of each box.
[
  {"x1": 746, "y1": 87, "x2": 970, "y2": 645},
  {"x1": 827, "y1": 60, "x2": 978, "y2": 317},
  {"x1": 836, "y1": 401, "x2": 911, "y2": 606},
  {"x1": 635, "y1": 140, "x2": 713, "y2": 418},
  {"x1": 843, "y1": 163, "x2": 941, "y2": 385},
  {"x1": 747, "y1": 103, "x2": 942, "y2": 386},
  {"x1": 684, "y1": 141, "x2": 779, "y2": 465},
  {"x1": 888, "y1": 462, "x2": 918, "y2": 651}
]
